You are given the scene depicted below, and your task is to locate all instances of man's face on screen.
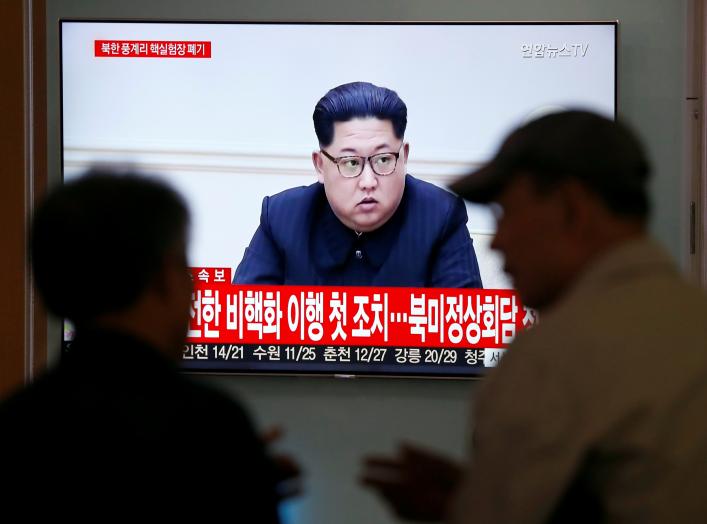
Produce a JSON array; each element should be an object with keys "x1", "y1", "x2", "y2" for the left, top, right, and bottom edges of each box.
[
  {"x1": 491, "y1": 174, "x2": 570, "y2": 310},
  {"x1": 313, "y1": 118, "x2": 408, "y2": 233}
]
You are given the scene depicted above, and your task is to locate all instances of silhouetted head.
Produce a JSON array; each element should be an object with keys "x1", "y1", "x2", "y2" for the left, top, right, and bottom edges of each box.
[
  {"x1": 31, "y1": 170, "x2": 191, "y2": 331},
  {"x1": 451, "y1": 111, "x2": 651, "y2": 310}
]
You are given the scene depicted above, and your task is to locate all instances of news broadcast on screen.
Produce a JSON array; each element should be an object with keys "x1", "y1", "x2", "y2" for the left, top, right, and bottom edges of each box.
[{"x1": 60, "y1": 21, "x2": 616, "y2": 377}]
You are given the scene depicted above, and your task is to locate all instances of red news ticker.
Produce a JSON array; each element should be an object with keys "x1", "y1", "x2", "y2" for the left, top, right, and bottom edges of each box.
[
  {"x1": 187, "y1": 268, "x2": 534, "y2": 349},
  {"x1": 94, "y1": 40, "x2": 211, "y2": 58}
]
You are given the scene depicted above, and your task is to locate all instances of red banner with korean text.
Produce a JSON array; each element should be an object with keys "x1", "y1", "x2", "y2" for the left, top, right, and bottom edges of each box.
[
  {"x1": 94, "y1": 40, "x2": 212, "y2": 58},
  {"x1": 188, "y1": 268, "x2": 536, "y2": 349}
]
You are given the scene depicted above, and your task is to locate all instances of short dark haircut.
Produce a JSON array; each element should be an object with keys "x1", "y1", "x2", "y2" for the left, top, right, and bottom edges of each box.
[
  {"x1": 313, "y1": 82, "x2": 407, "y2": 147},
  {"x1": 31, "y1": 170, "x2": 189, "y2": 324}
]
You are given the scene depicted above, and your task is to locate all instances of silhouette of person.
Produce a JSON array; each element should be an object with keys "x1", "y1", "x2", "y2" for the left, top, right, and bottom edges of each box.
[
  {"x1": 363, "y1": 111, "x2": 707, "y2": 524},
  {"x1": 0, "y1": 171, "x2": 297, "y2": 516}
]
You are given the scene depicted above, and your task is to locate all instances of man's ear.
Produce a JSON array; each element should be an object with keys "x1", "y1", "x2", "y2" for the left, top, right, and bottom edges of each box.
[
  {"x1": 150, "y1": 255, "x2": 173, "y2": 299},
  {"x1": 312, "y1": 151, "x2": 325, "y2": 184},
  {"x1": 558, "y1": 179, "x2": 596, "y2": 234},
  {"x1": 153, "y1": 251, "x2": 187, "y2": 301},
  {"x1": 403, "y1": 142, "x2": 410, "y2": 164}
]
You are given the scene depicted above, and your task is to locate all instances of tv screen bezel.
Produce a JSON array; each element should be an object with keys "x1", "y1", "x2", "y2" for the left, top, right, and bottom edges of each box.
[{"x1": 58, "y1": 18, "x2": 618, "y2": 380}]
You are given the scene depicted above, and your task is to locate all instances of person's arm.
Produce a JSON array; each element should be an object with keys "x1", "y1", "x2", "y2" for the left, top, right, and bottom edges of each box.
[
  {"x1": 429, "y1": 196, "x2": 483, "y2": 288},
  {"x1": 450, "y1": 340, "x2": 583, "y2": 524},
  {"x1": 361, "y1": 443, "x2": 463, "y2": 522},
  {"x1": 204, "y1": 396, "x2": 286, "y2": 522},
  {"x1": 233, "y1": 196, "x2": 285, "y2": 284}
]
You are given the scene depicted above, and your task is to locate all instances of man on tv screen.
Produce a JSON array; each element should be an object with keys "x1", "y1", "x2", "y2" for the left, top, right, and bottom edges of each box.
[{"x1": 233, "y1": 81, "x2": 483, "y2": 288}]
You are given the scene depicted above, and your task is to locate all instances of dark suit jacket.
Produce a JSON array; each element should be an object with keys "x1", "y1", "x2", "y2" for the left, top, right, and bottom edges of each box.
[
  {"x1": 234, "y1": 175, "x2": 483, "y2": 287},
  {"x1": 0, "y1": 328, "x2": 281, "y2": 519}
]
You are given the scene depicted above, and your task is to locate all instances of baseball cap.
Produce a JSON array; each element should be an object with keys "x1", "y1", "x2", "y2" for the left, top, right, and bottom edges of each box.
[{"x1": 449, "y1": 110, "x2": 651, "y2": 216}]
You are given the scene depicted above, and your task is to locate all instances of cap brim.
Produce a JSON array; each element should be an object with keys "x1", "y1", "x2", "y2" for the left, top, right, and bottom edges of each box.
[{"x1": 448, "y1": 161, "x2": 509, "y2": 203}]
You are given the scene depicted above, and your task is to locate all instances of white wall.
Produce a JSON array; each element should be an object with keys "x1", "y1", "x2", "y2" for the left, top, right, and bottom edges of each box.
[{"x1": 45, "y1": 2, "x2": 688, "y2": 524}]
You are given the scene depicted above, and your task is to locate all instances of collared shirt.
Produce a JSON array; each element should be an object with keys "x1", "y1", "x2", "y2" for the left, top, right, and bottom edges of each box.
[
  {"x1": 451, "y1": 237, "x2": 707, "y2": 524},
  {"x1": 311, "y1": 185, "x2": 411, "y2": 285}
]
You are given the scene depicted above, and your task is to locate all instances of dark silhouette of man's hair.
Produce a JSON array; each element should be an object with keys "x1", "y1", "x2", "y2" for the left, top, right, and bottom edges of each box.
[{"x1": 31, "y1": 170, "x2": 189, "y2": 324}]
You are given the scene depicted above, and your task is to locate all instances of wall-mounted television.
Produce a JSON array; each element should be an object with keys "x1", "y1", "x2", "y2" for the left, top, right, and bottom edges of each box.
[{"x1": 60, "y1": 20, "x2": 616, "y2": 378}]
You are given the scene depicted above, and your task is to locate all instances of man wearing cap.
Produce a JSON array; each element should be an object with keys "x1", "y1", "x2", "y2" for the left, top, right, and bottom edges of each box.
[
  {"x1": 233, "y1": 81, "x2": 482, "y2": 288},
  {"x1": 362, "y1": 111, "x2": 707, "y2": 523}
]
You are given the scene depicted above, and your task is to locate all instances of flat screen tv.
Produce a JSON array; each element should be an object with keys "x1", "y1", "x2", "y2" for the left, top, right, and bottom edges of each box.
[{"x1": 60, "y1": 20, "x2": 616, "y2": 377}]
